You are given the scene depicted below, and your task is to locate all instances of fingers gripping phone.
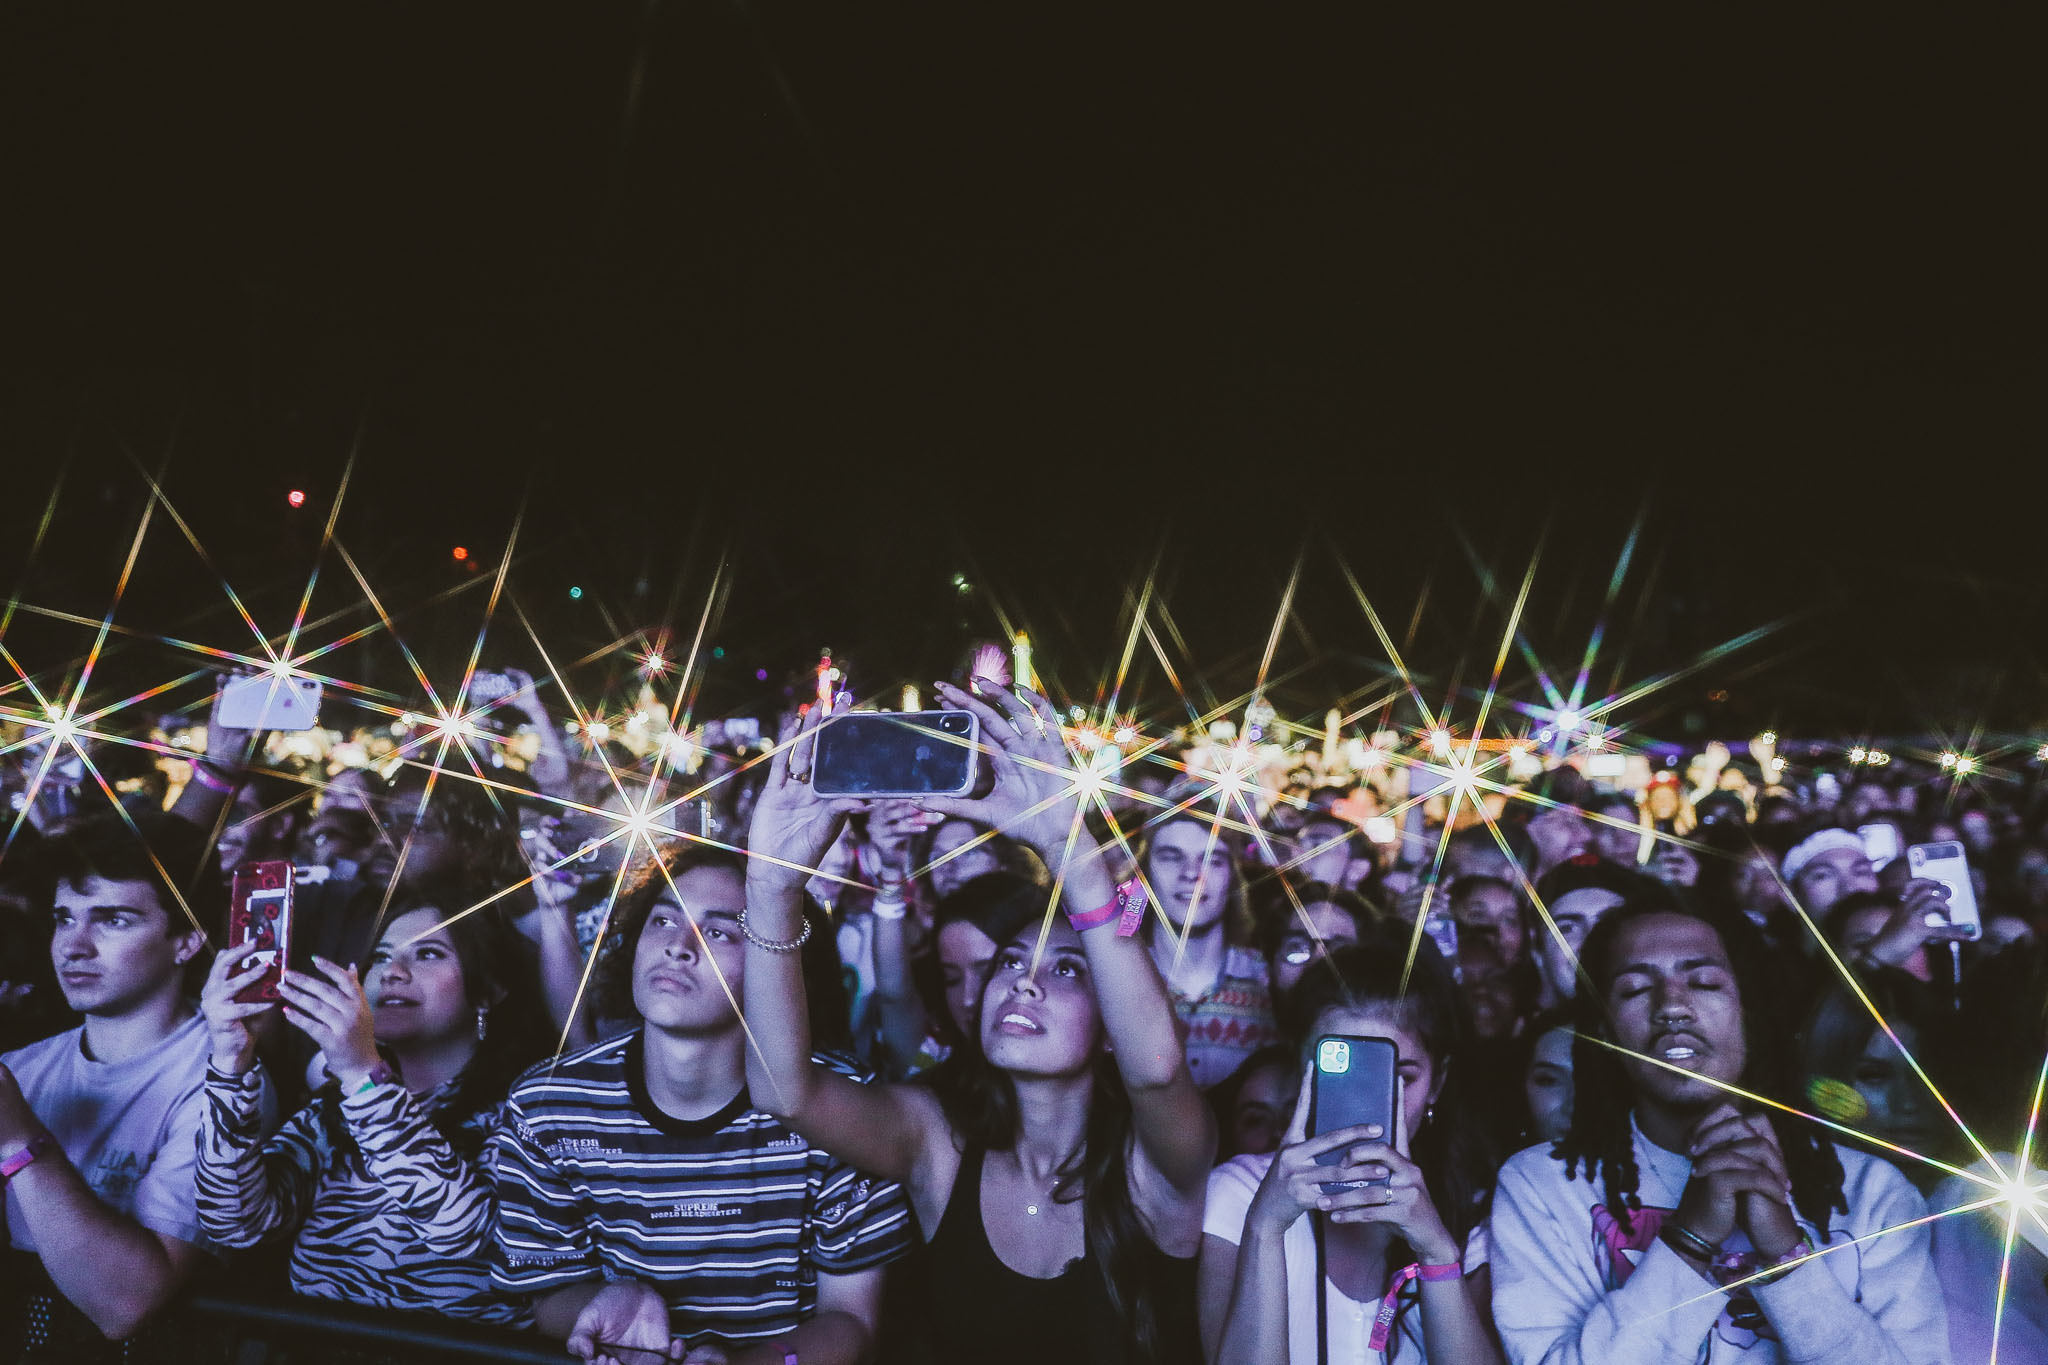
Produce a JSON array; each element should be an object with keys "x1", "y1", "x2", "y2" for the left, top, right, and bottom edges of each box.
[
  {"x1": 227, "y1": 861, "x2": 295, "y2": 1003},
  {"x1": 218, "y1": 674, "x2": 322, "y2": 731},
  {"x1": 1907, "y1": 841, "x2": 1982, "y2": 940},
  {"x1": 811, "y1": 711, "x2": 980, "y2": 798},
  {"x1": 1308, "y1": 1035, "x2": 1399, "y2": 1195}
]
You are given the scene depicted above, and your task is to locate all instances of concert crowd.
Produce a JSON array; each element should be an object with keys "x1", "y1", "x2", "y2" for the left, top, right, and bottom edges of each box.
[{"x1": 2, "y1": 666, "x2": 2040, "y2": 1364}]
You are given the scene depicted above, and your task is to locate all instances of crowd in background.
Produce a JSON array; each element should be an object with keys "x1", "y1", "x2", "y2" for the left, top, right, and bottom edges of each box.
[{"x1": 2, "y1": 663, "x2": 2042, "y2": 1364}]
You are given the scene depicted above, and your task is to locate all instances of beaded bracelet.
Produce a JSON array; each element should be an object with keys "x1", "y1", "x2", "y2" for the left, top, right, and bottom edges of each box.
[{"x1": 738, "y1": 906, "x2": 812, "y2": 953}]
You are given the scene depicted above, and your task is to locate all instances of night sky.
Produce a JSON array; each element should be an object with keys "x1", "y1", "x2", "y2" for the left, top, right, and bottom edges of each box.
[{"x1": 5, "y1": 6, "x2": 2046, "y2": 740}]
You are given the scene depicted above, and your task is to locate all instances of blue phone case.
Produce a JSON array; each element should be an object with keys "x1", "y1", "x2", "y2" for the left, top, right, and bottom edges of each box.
[{"x1": 1307, "y1": 1034, "x2": 1398, "y2": 1194}]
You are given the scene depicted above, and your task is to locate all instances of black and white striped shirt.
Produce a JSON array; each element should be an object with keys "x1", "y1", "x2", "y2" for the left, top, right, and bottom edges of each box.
[
  {"x1": 196, "y1": 1063, "x2": 522, "y2": 1324},
  {"x1": 489, "y1": 1031, "x2": 914, "y2": 1346}
]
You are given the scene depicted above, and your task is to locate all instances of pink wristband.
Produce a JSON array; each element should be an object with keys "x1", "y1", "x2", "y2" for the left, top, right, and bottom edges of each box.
[
  {"x1": 1113, "y1": 878, "x2": 1149, "y2": 937},
  {"x1": 189, "y1": 760, "x2": 241, "y2": 795},
  {"x1": 1066, "y1": 897, "x2": 1120, "y2": 933},
  {"x1": 1369, "y1": 1260, "x2": 1463, "y2": 1350}
]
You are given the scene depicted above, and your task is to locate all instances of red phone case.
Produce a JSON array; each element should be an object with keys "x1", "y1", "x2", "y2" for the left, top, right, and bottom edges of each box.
[{"x1": 227, "y1": 861, "x2": 295, "y2": 1004}]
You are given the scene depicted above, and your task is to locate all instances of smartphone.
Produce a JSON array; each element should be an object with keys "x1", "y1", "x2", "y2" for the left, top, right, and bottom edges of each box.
[
  {"x1": 1307, "y1": 1034, "x2": 1399, "y2": 1194},
  {"x1": 217, "y1": 674, "x2": 322, "y2": 732},
  {"x1": 1422, "y1": 914, "x2": 1460, "y2": 978},
  {"x1": 1907, "y1": 841, "x2": 1982, "y2": 940},
  {"x1": 468, "y1": 671, "x2": 518, "y2": 707},
  {"x1": 1858, "y1": 823, "x2": 1902, "y2": 873},
  {"x1": 811, "y1": 711, "x2": 980, "y2": 798},
  {"x1": 227, "y1": 861, "x2": 295, "y2": 1003}
]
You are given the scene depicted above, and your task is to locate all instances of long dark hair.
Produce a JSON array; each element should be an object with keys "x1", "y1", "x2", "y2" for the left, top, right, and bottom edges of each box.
[
  {"x1": 1280, "y1": 934, "x2": 1497, "y2": 1360},
  {"x1": 1557, "y1": 899, "x2": 1846, "y2": 1239},
  {"x1": 934, "y1": 943, "x2": 1165, "y2": 1363},
  {"x1": 319, "y1": 896, "x2": 550, "y2": 1162},
  {"x1": 1281, "y1": 934, "x2": 1497, "y2": 1248}
]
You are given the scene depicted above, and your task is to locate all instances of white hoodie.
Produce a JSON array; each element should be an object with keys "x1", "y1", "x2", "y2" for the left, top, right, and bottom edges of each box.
[{"x1": 1489, "y1": 1120, "x2": 1950, "y2": 1364}]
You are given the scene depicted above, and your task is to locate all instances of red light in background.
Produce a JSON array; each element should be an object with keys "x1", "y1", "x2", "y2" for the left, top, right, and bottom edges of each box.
[
  {"x1": 452, "y1": 546, "x2": 470, "y2": 561},
  {"x1": 286, "y1": 490, "x2": 307, "y2": 508}
]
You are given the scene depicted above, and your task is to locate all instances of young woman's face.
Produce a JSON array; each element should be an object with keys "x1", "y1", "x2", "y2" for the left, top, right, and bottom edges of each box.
[
  {"x1": 928, "y1": 819, "x2": 1000, "y2": 900},
  {"x1": 1524, "y1": 1024, "x2": 1575, "y2": 1144},
  {"x1": 980, "y1": 920, "x2": 1101, "y2": 1077},
  {"x1": 936, "y1": 919, "x2": 1000, "y2": 1040},
  {"x1": 1452, "y1": 882, "x2": 1526, "y2": 965},
  {"x1": 366, "y1": 908, "x2": 471, "y2": 1047},
  {"x1": 1268, "y1": 900, "x2": 1360, "y2": 999},
  {"x1": 1603, "y1": 913, "x2": 1747, "y2": 1112},
  {"x1": 1309, "y1": 1005, "x2": 1440, "y2": 1143},
  {"x1": 1229, "y1": 1061, "x2": 1293, "y2": 1158},
  {"x1": 1146, "y1": 820, "x2": 1236, "y2": 933},
  {"x1": 1848, "y1": 1020, "x2": 1940, "y2": 1156}
]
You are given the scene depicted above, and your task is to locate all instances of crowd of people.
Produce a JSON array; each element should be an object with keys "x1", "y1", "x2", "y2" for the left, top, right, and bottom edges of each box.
[{"x1": 2, "y1": 665, "x2": 2043, "y2": 1364}]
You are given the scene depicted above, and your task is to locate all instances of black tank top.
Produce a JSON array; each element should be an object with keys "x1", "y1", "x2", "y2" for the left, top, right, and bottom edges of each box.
[{"x1": 906, "y1": 1145, "x2": 1201, "y2": 1365}]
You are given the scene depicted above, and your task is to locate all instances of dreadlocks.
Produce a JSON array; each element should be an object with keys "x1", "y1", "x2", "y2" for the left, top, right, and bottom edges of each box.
[{"x1": 1555, "y1": 898, "x2": 1846, "y2": 1239}]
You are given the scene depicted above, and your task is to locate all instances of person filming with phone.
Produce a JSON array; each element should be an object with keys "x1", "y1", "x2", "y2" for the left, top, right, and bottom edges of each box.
[
  {"x1": 1199, "y1": 934, "x2": 1502, "y2": 1365},
  {"x1": 739, "y1": 680, "x2": 1216, "y2": 1364}
]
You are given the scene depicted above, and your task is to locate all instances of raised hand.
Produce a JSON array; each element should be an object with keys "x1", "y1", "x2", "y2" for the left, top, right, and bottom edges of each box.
[
  {"x1": 913, "y1": 681, "x2": 1087, "y2": 860},
  {"x1": 745, "y1": 699, "x2": 868, "y2": 893},
  {"x1": 278, "y1": 957, "x2": 382, "y2": 1091},
  {"x1": 199, "y1": 943, "x2": 278, "y2": 1075}
]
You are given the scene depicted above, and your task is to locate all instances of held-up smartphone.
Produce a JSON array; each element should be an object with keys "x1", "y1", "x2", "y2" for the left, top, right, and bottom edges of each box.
[
  {"x1": 227, "y1": 861, "x2": 295, "y2": 1004},
  {"x1": 1858, "y1": 823, "x2": 1902, "y2": 873},
  {"x1": 811, "y1": 711, "x2": 980, "y2": 798},
  {"x1": 1907, "y1": 841, "x2": 1982, "y2": 940},
  {"x1": 217, "y1": 674, "x2": 322, "y2": 731},
  {"x1": 468, "y1": 671, "x2": 519, "y2": 707},
  {"x1": 1307, "y1": 1034, "x2": 1399, "y2": 1195},
  {"x1": 1421, "y1": 914, "x2": 1461, "y2": 980}
]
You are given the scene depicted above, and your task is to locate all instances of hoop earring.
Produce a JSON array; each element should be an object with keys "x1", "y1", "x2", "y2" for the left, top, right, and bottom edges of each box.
[{"x1": 476, "y1": 1006, "x2": 489, "y2": 1041}]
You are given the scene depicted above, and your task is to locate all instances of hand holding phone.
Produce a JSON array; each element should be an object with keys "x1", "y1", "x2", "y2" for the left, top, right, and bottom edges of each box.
[
  {"x1": 1907, "y1": 842, "x2": 1982, "y2": 941},
  {"x1": 217, "y1": 673, "x2": 322, "y2": 732},
  {"x1": 226, "y1": 861, "x2": 295, "y2": 1003},
  {"x1": 1307, "y1": 1035, "x2": 1399, "y2": 1193},
  {"x1": 811, "y1": 711, "x2": 980, "y2": 798}
]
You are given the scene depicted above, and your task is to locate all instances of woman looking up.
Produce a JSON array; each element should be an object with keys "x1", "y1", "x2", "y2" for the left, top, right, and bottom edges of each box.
[{"x1": 741, "y1": 682, "x2": 1215, "y2": 1364}]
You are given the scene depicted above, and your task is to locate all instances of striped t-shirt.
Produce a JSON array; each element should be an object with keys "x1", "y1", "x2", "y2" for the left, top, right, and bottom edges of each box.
[{"x1": 489, "y1": 1031, "x2": 915, "y2": 1347}]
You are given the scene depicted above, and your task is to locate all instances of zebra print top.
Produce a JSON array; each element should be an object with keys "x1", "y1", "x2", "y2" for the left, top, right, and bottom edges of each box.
[{"x1": 195, "y1": 1062, "x2": 525, "y2": 1325}]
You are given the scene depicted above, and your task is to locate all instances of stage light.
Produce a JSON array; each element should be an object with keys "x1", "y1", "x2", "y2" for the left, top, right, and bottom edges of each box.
[
  {"x1": 1956, "y1": 755, "x2": 1979, "y2": 776},
  {"x1": 568, "y1": 586, "x2": 583, "y2": 600},
  {"x1": 1849, "y1": 747, "x2": 1867, "y2": 764},
  {"x1": 1940, "y1": 752, "x2": 1958, "y2": 769},
  {"x1": 286, "y1": 490, "x2": 307, "y2": 509},
  {"x1": 452, "y1": 546, "x2": 469, "y2": 562},
  {"x1": 1428, "y1": 729, "x2": 1452, "y2": 756},
  {"x1": 1556, "y1": 710, "x2": 1581, "y2": 733}
]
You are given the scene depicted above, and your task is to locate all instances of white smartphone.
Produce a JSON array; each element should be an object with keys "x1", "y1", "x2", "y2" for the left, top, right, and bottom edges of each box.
[
  {"x1": 1858, "y1": 823, "x2": 1902, "y2": 873},
  {"x1": 1906, "y1": 841, "x2": 1982, "y2": 940},
  {"x1": 217, "y1": 674, "x2": 322, "y2": 731}
]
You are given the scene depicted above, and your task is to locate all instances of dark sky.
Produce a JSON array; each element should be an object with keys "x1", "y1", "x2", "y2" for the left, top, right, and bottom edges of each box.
[{"x1": 4, "y1": 5, "x2": 2046, "y2": 739}]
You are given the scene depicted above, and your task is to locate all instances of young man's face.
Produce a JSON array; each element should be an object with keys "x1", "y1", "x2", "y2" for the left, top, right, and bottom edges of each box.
[
  {"x1": 1793, "y1": 846, "x2": 1877, "y2": 915},
  {"x1": 631, "y1": 865, "x2": 749, "y2": 1034},
  {"x1": 51, "y1": 877, "x2": 202, "y2": 1016},
  {"x1": 1603, "y1": 913, "x2": 1747, "y2": 1114},
  {"x1": 1538, "y1": 887, "x2": 1624, "y2": 1002}
]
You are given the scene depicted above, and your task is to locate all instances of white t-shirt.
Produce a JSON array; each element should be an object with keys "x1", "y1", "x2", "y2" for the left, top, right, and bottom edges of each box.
[
  {"x1": 1928, "y1": 1154, "x2": 2048, "y2": 1365},
  {"x1": 1204, "y1": 1152, "x2": 1490, "y2": 1364},
  {"x1": 1488, "y1": 1122, "x2": 1950, "y2": 1364},
  {"x1": 3, "y1": 1011, "x2": 212, "y2": 1252}
]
